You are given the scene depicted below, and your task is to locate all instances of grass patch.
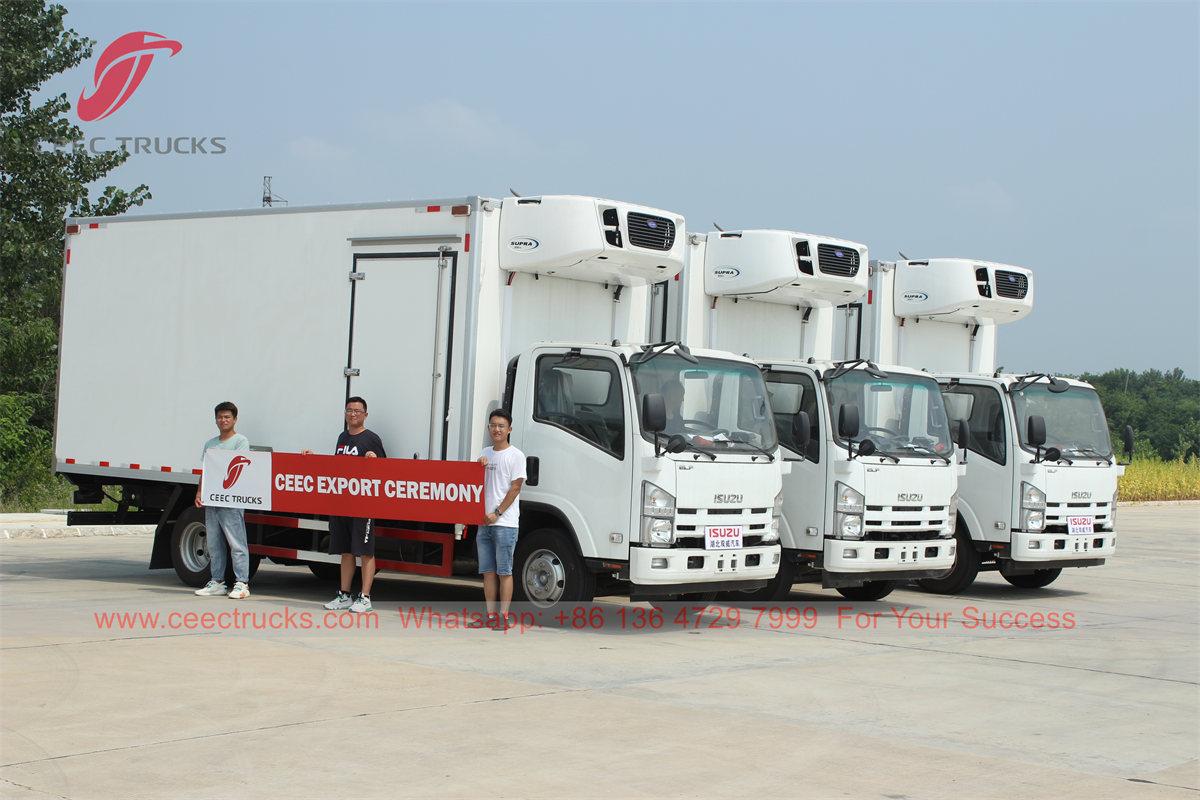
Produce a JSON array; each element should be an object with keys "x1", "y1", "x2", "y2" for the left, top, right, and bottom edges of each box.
[{"x1": 1119, "y1": 458, "x2": 1200, "y2": 502}]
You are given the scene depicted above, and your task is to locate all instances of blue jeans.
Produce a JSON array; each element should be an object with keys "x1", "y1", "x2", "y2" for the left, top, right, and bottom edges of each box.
[
  {"x1": 206, "y1": 506, "x2": 249, "y2": 584},
  {"x1": 477, "y1": 526, "x2": 518, "y2": 576}
]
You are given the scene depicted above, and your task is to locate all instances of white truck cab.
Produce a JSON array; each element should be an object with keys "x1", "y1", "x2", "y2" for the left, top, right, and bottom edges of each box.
[
  {"x1": 667, "y1": 230, "x2": 960, "y2": 600},
  {"x1": 864, "y1": 258, "x2": 1130, "y2": 592}
]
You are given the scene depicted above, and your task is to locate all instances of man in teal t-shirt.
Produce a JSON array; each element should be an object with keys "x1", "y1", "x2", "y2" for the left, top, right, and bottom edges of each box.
[{"x1": 194, "y1": 401, "x2": 252, "y2": 600}]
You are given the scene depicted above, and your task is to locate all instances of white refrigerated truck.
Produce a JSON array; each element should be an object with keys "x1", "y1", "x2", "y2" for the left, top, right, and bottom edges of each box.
[
  {"x1": 54, "y1": 195, "x2": 784, "y2": 606},
  {"x1": 863, "y1": 258, "x2": 1131, "y2": 592},
  {"x1": 666, "y1": 230, "x2": 959, "y2": 601}
]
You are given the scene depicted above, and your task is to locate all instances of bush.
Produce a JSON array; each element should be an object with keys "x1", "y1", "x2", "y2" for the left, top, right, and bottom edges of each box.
[
  {"x1": 1119, "y1": 457, "x2": 1200, "y2": 502},
  {"x1": 0, "y1": 393, "x2": 76, "y2": 512}
]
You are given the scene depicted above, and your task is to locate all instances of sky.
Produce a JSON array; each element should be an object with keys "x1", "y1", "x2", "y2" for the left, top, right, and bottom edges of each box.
[{"x1": 49, "y1": 1, "x2": 1200, "y2": 377}]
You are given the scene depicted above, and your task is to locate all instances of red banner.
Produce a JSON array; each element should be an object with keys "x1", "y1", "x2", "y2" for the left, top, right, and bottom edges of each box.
[
  {"x1": 272, "y1": 453, "x2": 484, "y2": 524},
  {"x1": 201, "y1": 449, "x2": 484, "y2": 524}
]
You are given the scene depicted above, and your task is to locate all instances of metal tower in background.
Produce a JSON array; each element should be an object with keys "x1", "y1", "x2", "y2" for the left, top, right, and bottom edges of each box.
[{"x1": 262, "y1": 176, "x2": 288, "y2": 207}]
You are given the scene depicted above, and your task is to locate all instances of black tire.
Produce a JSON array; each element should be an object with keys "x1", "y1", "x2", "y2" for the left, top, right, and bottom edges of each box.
[
  {"x1": 836, "y1": 580, "x2": 895, "y2": 602},
  {"x1": 513, "y1": 528, "x2": 595, "y2": 608},
  {"x1": 719, "y1": 559, "x2": 796, "y2": 603},
  {"x1": 1002, "y1": 568, "x2": 1062, "y2": 589},
  {"x1": 916, "y1": 530, "x2": 980, "y2": 595},
  {"x1": 171, "y1": 507, "x2": 210, "y2": 587},
  {"x1": 170, "y1": 507, "x2": 264, "y2": 587}
]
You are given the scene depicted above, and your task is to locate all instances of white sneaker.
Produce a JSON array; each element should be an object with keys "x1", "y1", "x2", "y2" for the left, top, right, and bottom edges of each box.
[
  {"x1": 227, "y1": 581, "x2": 250, "y2": 600},
  {"x1": 195, "y1": 580, "x2": 227, "y2": 596},
  {"x1": 324, "y1": 592, "x2": 353, "y2": 611},
  {"x1": 349, "y1": 594, "x2": 373, "y2": 613}
]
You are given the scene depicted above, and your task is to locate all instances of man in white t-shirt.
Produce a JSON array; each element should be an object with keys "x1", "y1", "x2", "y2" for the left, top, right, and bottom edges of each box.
[{"x1": 474, "y1": 409, "x2": 526, "y2": 630}]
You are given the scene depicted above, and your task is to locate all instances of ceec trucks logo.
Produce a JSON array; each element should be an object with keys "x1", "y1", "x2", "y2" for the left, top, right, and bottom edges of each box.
[
  {"x1": 77, "y1": 31, "x2": 183, "y2": 122},
  {"x1": 223, "y1": 455, "x2": 252, "y2": 490}
]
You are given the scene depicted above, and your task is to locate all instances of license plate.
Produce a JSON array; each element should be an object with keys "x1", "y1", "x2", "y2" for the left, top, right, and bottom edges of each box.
[
  {"x1": 1067, "y1": 515, "x2": 1094, "y2": 534},
  {"x1": 705, "y1": 525, "x2": 743, "y2": 550}
]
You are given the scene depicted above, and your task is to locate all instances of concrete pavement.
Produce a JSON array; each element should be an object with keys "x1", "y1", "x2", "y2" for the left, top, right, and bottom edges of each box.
[{"x1": 1, "y1": 504, "x2": 1197, "y2": 799}]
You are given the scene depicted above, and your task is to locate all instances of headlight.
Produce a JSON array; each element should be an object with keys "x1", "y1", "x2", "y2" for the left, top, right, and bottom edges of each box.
[
  {"x1": 642, "y1": 481, "x2": 675, "y2": 519},
  {"x1": 1106, "y1": 489, "x2": 1117, "y2": 530},
  {"x1": 941, "y1": 492, "x2": 959, "y2": 538},
  {"x1": 1020, "y1": 482, "x2": 1046, "y2": 510},
  {"x1": 1021, "y1": 508, "x2": 1045, "y2": 532},
  {"x1": 772, "y1": 490, "x2": 784, "y2": 517},
  {"x1": 641, "y1": 517, "x2": 675, "y2": 547},
  {"x1": 834, "y1": 482, "x2": 865, "y2": 540},
  {"x1": 835, "y1": 512, "x2": 864, "y2": 539},
  {"x1": 835, "y1": 482, "x2": 865, "y2": 515}
]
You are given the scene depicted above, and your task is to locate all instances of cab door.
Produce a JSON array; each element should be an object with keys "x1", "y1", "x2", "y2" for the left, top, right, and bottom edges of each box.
[
  {"x1": 765, "y1": 368, "x2": 826, "y2": 553},
  {"x1": 509, "y1": 348, "x2": 634, "y2": 559}
]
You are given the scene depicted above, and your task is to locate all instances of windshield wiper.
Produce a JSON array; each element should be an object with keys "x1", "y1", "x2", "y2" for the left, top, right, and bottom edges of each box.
[
  {"x1": 894, "y1": 443, "x2": 950, "y2": 464},
  {"x1": 664, "y1": 435, "x2": 717, "y2": 461},
  {"x1": 1063, "y1": 446, "x2": 1112, "y2": 465},
  {"x1": 726, "y1": 436, "x2": 776, "y2": 462}
]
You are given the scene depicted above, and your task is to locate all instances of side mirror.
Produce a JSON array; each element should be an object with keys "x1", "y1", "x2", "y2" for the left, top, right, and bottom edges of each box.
[
  {"x1": 665, "y1": 434, "x2": 688, "y2": 454},
  {"x1": 642, "y1": 393, "x2": 666, "y2": 434},
  {"x1": 1044, "y1": 446, "x2": 1062, "y2": 463},
  {"x1": 838, "y1": 404, "x2": 861, "y2": 440},
  {"x1": 1122, "y1": 425, "x2": 1135, "y2": 460},
  {"x1": 1027, "y1": 414, "x2": 1047, "y2": 448},
  {"x1": 954, "y1": 419, "x2": 970, "y2": 449},
  {"x1": 793, "y1": 411, "x2": 812, "y2": 457},
  {"x1": 858, "y1": 438, "x2": 877, "y2": 457}
]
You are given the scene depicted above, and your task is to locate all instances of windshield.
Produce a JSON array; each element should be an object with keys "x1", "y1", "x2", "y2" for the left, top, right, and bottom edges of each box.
[
  {"x1": 631, "y1": 354, "x2": 778, "y2": 453},
  {"x1": 826, "y1": 370, "x2": 953, "y2": 457},
  {"x1": 1011, "y1": 384, "x2": 1113, "y2": 457}
]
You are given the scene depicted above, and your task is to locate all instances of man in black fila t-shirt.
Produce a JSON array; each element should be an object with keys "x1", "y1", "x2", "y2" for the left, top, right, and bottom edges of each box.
[{"x1": 302, "y1": 396, "x2": 386, "y2": 613}]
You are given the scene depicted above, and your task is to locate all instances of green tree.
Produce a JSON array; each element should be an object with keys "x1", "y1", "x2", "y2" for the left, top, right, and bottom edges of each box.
[
  {"x1": 1082, "y1": 368, "x2": 1200, "y2": 461},
  {"x1": 1, "y1": 1, "x2": 151, "y2": 506}
]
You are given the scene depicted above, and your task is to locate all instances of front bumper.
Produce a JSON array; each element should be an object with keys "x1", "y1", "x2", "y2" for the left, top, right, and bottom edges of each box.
[
  {"x1": 822, "y1": 537, "x2": 955, "y2": 575},
  {"x1": 1010, "y1": 530, "x2": 1116, "y2": 562},
  {"x1": 629, "y1": 543, "x2": 781, "y2": 587}
]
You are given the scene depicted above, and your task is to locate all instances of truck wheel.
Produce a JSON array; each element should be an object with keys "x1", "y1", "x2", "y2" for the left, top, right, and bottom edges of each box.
[
  {"x1": 916, "y1": 530, "x2": 979, "y2": 595},
  {"x1": 514, "y1": 528, "x2": 595, "y2": 608},
  {"x1": 171, "y1": 508, "x2": 263, "y2": 586},
  {"x1": 836, "y1": 580, "x2": 895, "y2": 601},
  {"x1": 171, "y1": 507, "x2": 210, "y2": 587},
  {"x1": 1002, "y1": 568, "x2": 1062, "y2": 589}
]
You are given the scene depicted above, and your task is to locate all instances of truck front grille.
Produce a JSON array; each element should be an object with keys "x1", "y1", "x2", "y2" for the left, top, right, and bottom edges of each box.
[
  {"x1": 995, "y1": 270, "x2": 1028, "y2": 299},
  {"x1": 1044, "y1": 500, "x2": 1111, "y2": 532},
  {"x1": 626, "y1": 212, "x2": 676, "y2": 251},
  {"x1": 817, "y1": 244, "x2": 860, "y2": 277},
  {"x1": 863, "y1": 504, "x2": 947, "y2": 540}
]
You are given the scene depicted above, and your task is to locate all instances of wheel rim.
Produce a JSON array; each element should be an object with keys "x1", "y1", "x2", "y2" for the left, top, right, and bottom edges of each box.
[
  {"x1": 522, "y1": 548, "x2": 566, "y2": 607},
  {"x1": 179, "y1": 521, "x2": 209, "y2": 574}
]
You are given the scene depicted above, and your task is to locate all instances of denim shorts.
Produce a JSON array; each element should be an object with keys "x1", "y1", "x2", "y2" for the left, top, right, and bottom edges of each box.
[{"x1": 477, "y1": 525, "x2": 518, "y2": 576}]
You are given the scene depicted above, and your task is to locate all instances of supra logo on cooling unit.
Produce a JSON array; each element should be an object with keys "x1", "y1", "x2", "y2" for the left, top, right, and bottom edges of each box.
[
  {"x1": 897, "y1": 492, "x2": 924, "y2": 502},
  {"x1": 903, "y1": 291, "x2": 929, "y2": 302},
  {"x1": 508, "y1": 237, "x2": 539, "y2": 251},
  {"x1": 713, "y1": 493, "x2": 743, "y2": 504},
  {"x1": 712, "y1": 267, "x2": 741, "y2": 280},
  {"x1": 1071, "y1": 491, "x2": 1092, "y2": 500}
]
